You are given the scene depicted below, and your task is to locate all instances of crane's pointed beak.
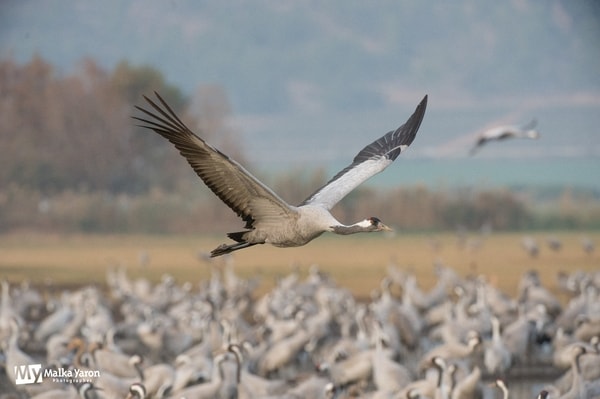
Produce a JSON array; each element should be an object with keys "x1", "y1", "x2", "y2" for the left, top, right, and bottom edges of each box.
[{"x1": 380, "y1": 223, "x2": 393, "y2": 232}]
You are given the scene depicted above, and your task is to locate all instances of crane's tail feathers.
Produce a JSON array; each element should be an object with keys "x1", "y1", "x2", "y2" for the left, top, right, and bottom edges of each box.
[{"x1": 210, "y1": 241, "x2": 258, "y2": 257}]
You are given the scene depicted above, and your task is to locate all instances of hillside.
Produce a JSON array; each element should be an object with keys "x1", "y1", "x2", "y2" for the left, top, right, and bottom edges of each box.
[{"x1": 2, "y1": 1, "x2": 598, "y2": 114}]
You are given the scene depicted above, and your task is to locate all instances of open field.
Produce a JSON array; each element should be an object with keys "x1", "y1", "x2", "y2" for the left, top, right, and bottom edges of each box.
[
  {"x1": 1, "y1": 231, "x2": 597, "y2": 300},
  {"x1": 1, "y1": 231, "x2": 599, "y2": 398}
]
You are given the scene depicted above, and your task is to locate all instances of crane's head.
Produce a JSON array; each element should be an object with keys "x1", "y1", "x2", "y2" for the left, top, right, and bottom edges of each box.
[
  {"x1": 521, "y1": 119, "x2": 540, "y2": 139},
  {"x1": 525, "y1": 129, "x2": 540, "y2": 139},
  {"x1": 362, "y1": 217, "x2": 392, "y2": 232}
]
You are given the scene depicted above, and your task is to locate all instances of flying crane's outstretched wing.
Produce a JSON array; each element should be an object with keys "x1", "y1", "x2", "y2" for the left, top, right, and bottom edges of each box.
[
  {"x1": 133, "y1": 92, "x2": 294, "y2": 229},
  {"x1": 301, "y1": 95, "x2": 427, "y2": 210}
]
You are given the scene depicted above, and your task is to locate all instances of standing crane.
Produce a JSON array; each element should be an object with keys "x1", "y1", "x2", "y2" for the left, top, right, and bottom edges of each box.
[{"x1": 134, "y1": 92, "x2": 427, "y2": 257}]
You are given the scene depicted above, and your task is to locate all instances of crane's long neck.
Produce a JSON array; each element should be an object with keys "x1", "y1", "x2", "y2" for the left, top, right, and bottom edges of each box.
[
  {"x1": 331, "y1": 219, "x2": 375, "y2": 235},
  {"x1": 569, "y1": 349, "x2": 584, "y2": 397},
  {"x1": 434, "y1": 358, "x2": 450, "y2": 399},
  {"x1": 492, "y1": 317, "x2": 501, "y2": 343},
  {"x1": 332, "y1": 222, "x2": 372, "y2": 235},
  {"x1": 500, "y1": 383, "x2": 508, "y2": 399}
]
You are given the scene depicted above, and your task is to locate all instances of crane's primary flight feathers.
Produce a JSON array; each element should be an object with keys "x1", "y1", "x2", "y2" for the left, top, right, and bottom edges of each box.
[{"x1": 134, "y1": 92, "x2": 427, "y2": 256}]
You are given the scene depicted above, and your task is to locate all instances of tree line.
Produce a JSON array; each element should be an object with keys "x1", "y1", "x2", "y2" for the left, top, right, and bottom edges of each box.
[
  {"x1": 0, "y1": 55, "x2": 598, "y2": 233},
  {"x1": 0, "y1": 55, "x2": 243, "y2": 194}
]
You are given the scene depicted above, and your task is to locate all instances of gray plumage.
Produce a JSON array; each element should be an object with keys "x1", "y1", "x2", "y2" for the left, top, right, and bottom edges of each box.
[
  {"x1": 419, "y1": 335, "x2": 482, "y2": 372},
  {"x1": 134, "y1": 92, "x2": 427, "y2": 257},
  {"x1": 557, "y1": 345, "x2": 587, "y2": 399},
  {"x1": 484, "y1": 316, "x2": 511, "y2": 376},
  {"x1": 451, "y1": 365, "x2": 481, "y2": 399}
]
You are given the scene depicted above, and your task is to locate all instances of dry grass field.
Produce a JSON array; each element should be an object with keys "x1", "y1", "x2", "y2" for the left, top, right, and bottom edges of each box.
[{"x1": 1, "y1": 231, "x2": 597, "y2": 301}]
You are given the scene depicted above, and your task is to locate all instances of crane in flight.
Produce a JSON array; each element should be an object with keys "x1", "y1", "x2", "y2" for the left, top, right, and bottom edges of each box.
[
  {"x1": 469, "y1": 119, "x2": 539, "y2": 155},
  {"x1": 134, "y1": 92, "x2": 427, "y2": 257}
]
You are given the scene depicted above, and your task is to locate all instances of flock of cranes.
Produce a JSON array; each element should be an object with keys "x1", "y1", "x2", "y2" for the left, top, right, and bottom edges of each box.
[
  {"x1": 520, "y1": 236, "x2": 596, "y2": 259},
  {"x1": 1, "y1": 257, "x2": 598, "y2": 399}
]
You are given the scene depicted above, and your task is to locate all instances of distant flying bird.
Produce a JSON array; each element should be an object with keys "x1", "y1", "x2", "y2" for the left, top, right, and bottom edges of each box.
[
  {"x1": 469, "y1": 119, "x2": 539, "y2": 155},
  {"x1": 134, "y1": 92, "x2": 427, "y2": 257}
]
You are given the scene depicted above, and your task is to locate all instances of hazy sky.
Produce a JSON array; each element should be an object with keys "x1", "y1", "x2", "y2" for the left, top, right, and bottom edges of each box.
[
  {"x1": 2, "y1": 0, "x2": 599, "y2": 188},
  {"x1": 2, "y1": 1, "x2": 598, "y2": 108}
]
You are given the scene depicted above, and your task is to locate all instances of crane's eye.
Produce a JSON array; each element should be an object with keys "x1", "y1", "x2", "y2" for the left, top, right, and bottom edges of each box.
[{"x1": 369, "y1": 217, "x2": 381, "y2": 225}]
